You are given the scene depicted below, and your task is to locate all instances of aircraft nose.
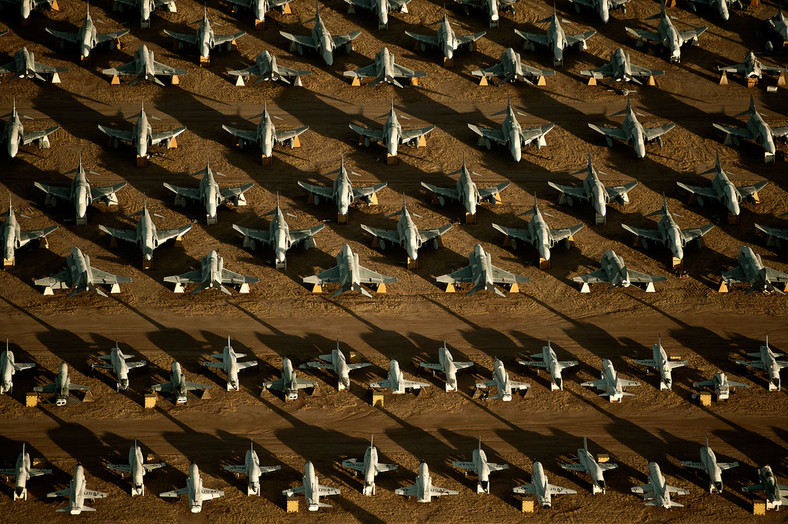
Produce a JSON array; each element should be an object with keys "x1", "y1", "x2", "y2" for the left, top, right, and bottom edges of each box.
[{"x1": 322, "y1": 51, "x2": 334, "y2": 66}]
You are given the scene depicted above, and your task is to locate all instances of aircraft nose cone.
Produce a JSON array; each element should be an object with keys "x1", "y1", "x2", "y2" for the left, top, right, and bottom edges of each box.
[{"x1": 322, "y1": 51, "x2": 334, "y2": 66}]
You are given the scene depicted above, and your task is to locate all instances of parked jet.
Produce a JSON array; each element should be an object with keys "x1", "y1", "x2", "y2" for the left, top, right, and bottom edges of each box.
[
  {"x1": 90, "y1": 341, "x2": 146, "y2": 390},
  {"x1": 160, "y1": 463, "x2": 224, "y2": 513},
  {"x1": 713, "y1": 95, "x2": 788, "y2": 163},
  {"x1": 718, "y1": 51, "x2": 785, "y2": 82},
  {"x1": 228, "y1": 50, "x2": 310, "y2": 86},
  {"x1": 98, "y1": 101, "x2": 186, "y2": 162},
  {"x1": 165, "y1": 9, "x2": 245, "y2": 61},
  {"x1": 33, "y1": 362, "x2": 90, "y2": 406},
  {"x1": 0, "y1": 47, "x2": 67, "y2": 82},
  {"x1": 2, "y1": 0, "x2": 58, "y2": 22},
  {"x1": 344, "y1": 47, "x2": 425, "y2": 87},
  {"x1": 102, "y1": 44, "x2": 186, "y2": 85},
  {"x1": 476, "y1": 358, "x2": 529, "y2": 401},
  {"x1": 48, "y1": 464, "x2": 107, "y2": 514},
  {"x1": 341, "y1": 436, "x2": 397, "y2": 496},
  {"x1": 472, "y1": 47, "x2": 555, "y2": 85},
  {"x1": 346, "y1": 0, "x2": 410, "y2": 29},
  {"x1": 1, "y1": 202, "x2": 57, "y2": 267},
  {"x1": 223, "y1": 442, "x2": 280, "y2": 496},
  {"x1": 437, "y1": 244, "x2": 529, "y2": 297},
  {"x1": 279, "y1": 3, "x2": 361, "y2": 65},
  {"x1": 680, "y1": 434, "x2": 738, "y2": 494},
  {"x1": 515, "y1": 9, "x2": 596, "y2": 66},
  {"x1": 370, "y1": 359, "x2": 430, "y2": 394},
  {"x1": 0, "y1": 443, "x2": 51, "y2": 500},
  {"x1": 692, "y1": 371, "x2": 748, "y2": 400},
  {"x1": 633, "y1": 336, "x2": 687, "y2": 391},
  {"x1": 768, "y1": 9, "x2": 788, "y2": 49},
  {"x1": 519, "y1": 337, "x2": 578, "y2": 391},
  {"x1": 560, "y1": 437, "x2": 617, "y2": 494},
  {"x1": 114, "y1": 0, "x2": 177, "y2": 28},
  {"x1": 151, "y1": 361, "x2": 211, "y2": 404},
  {"x1": 1, "y1": 100, "x2": 59, "y2": 158},
  {"x1": 581, "y1": 358, "x2": 640, "y2": 402},
  {"x1": 569, "y1": 0, "x2": 629, "y2": 23},
  {"x1": 34, "y1": 246, "x2": 132, "y2": 297},
  {"x1": 588, "y1": 96, "x2": 675, "y2": 158},
  {"x1": 282, "y1": 461, "x2": 340, "y2": 511},
  {"x1": 227, "y1": 0, "x2": 293, "y2": 28},
  {"x1": 262, "y1": 357, "x2": 316, "y2": 400},
  {"x1": 350, "y1": 102, "x2": 434, "y2": 158},
  {"x1": 456, "y1": 0, "x2": 516, "y2": 28},
  {"x1": 299, "y1": 341, "x2": 371, "y2": 391},
  {"x1": 406, "y1": 9, "x2": 485, "y2": 62},
  {"x1": 737, "y1": 336, "x2": 786, "y2": 391},
  {"x1": 580, "y1": 48, "x2": 664, "y2": 83},
  {"x1": 684, "y1": 0, "x2": 739, "y2": 21},
  {"x1": 45, "y1": 3, "x2": 129, "y2": 61},
  {"x1": 106, "y1": 441, "x2": 165, "y2": 496},
  {"x1": 742, "y1": 465, "x2": 788, "y2": 510},
  {"x1": 631, "y1": 462, "x2": 689, "y2": 508},
  {"x1": 299, "y1": 158, "x2": 386, "y2": 221},
  {"x1": 418, "y1": 338, "x2": 473, "y2": 391},
  {"x1": 201, "y1": 336, "x2": 257, "y2": 391},
  {"x1": 164, "y1": 250, "x2": 258, "y2": 294},
  {"x1": 164, "y1": 161, "x2": 252, "y2": 225},
  {"x1": 222, "y1": 104, "x2": 308, "y2": 161},
  {"x1": 395, "y1": 462, "x2": 459, "y2": 502},
  {"x1": 514, "y1": 461, "x2": 577, "y2": 507},
  {"x1": 721, "y1": 246, "x2": 788, "y2": 295},
  {"x1": 303, "y1": 244, "x2": 396, "y2": 298},
  {"x1": 625, "y1": 3, "x2": 707, "y2": 63},
  {"x1": 452, "y1": 437, "x2": 509, "y2": 493},
  {"x1": 1, "y1": 343, "x2": 35, "y2": 394},
  {"x1": 468, "y1": 96, "x2": 554, "y2": 161},
  {"x1": 573, "y1": 250, "x2": 667, "y2": 293}
]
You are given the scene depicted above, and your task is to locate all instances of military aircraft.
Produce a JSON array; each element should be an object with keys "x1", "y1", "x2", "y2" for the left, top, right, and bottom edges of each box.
[
  {"x1": 45, "y1": 4, "x2": 129, "y2": 61},
  {"x1": 350, "y1": 102, "x2": 434, "y2": 159},
  {"x1": 299, "y1": 341, "x2": 371, "y2": 391},
  {"x1": 569, "y1": 0, "x2": 629, "y2": 23},
  {"x1": 579, "y1": 48, "x2": 664, "y2": 84},
  {"x1": 560, "y1": 437, "x2": 618, "y2": 494},
  {"x1": 0, "y1": 47, "x2": 67, "y2": 82},
  {"x1": 418, "y1": 338, "x2": 473, "y2": 392},
  {"x1": 33, "y1": 362, "x2": 90, "y2": 406},
  {"x1": 114, "y1": 0, "x2": 177, "y2": 28},
  {"x1": 279, "y1": 3, "x2": 361, "y2": 66},
  {"x1": 223, "y1": 442, "x2": 280, "y2": 496},
  {"x1": 581, "y1": 358, "x2": 640, "y2": 402},
  {"x1": 471, "y1": 47, "x2": 555, "y2": 85},
  {"x1": 768, "y1": 9, "x2": 788, "y2": 50},
  {"x1": 303, "y1": 244, "x2": 396, "y2": 298},
  {"x1": 756, "y1": 219, "x2": 788, "y2": 249},
  {"x1": 395, "y1": 462, "x2": 459, "y2": 502},
  {"x1": 344, "y1": 47, "x2": 425, "y2": 87},
  {"x1": 222, "y1": 104, "x2": 308, "y2": 162},
  {"x1": 631, "y1": 462, "x2": 689, "y2": 508},
  {"x1": 680, "y1": 434, "x2": 738, "y2": 494},
  {"x1": 721, "y1": 246, "x2": 788, "y2": 294},
  {"x1": 47, "y1": 464, "x2": 107, "y2": 514},
  {"x1": 684, "y1": 0, "x2": 740, "y2": 21},
  {"x1": 514, "y1": 461, "x2": 577, "y2": 507},
  {"x1": 456, "y1": 0, "x2": 516, "y2": 28},
  {"x1": 633, "y1": 336, "x2": 687, "y2": 391},
  {"x1": 34, "y1": 246, "x2": 132, "y2": 297},
  {"x1": 346, "y1": 0, "x2": 410, "y2": 29},
  {"x1": 299, "y1": 158, "x2": 386, "y2": 222},
  {"x1": 201, "y1": 336, "x2": 257, "y2": 391},
  {"x1": 165, "y1": 8, "x2": 246, "y2": 62},
  {"x1": 406, "y1": 8, "x2": 485, "y2": 63},
  {"x1": 106, "y1": 441, "x2": 165, "y2": 496},
  {"x1": 625, "y1": 3, "x2": 707, "y2": 63},
  {"x1": 519, "y1": 337, "x2": 578, "y2": 391},
  {"x1": 476, "y1": 358, "x2": 529, "y2": 401},
  {"x1": 492, "y1": 195, "x2": 583, "y2": 266},
  {"x1": 573, "y1": 250, "x2": 667, "y2": 293},
  {"x1": 736, "y1": 336, "x2": 786, "y2": 391},
  {"x1": 90, "y1": 341, "x2": 146, "y2": 390},
  {"x1": 282, "y1": 461, "x2": 340, "y2": 511},
  {"x1": 164, "y1": 250, "x2": 258, "y2": 294},
  {"x1": 159, "y1": 463, "x2": 224, "y2": 513},
  {"x1": 742, "y1": 465, "x2": 788, "y2": 511},
  {"x1": 370, "y1": 359, "x2": 430, "y2": 394},
  {"x1": 588, "y1": 96, "x2": 675, "y2": 158},
  {"x1": 1, "y1": 0, "x2": 58, "y2": 22},
  {"x1": 437, "y1": 244, "x2": 529, "y2": 297},
  {"x1": 0, "y1": 443, "x2": 51, "y2": 500},
  {"x1": 341, "y1": 436, "x2": 398, "y2": 496},
  {"x1": 713, "y1": 95, "x2": 788, "y2": 163},
  {"x1": 151, "y1": 361, "x2": 211, "y2": 404},
  {"x1": 228, "y1": 50, "x2": 310, "y2": 86},
  {"x1": 98, "y1": 101, "x2": 186, "y2": 163},
  {"x1": 227, "y1": 0, "x2": 293, "y2": 28},
  {"x1": 515, "y1": 8, "x2": 596, "y2": 66},
  {"x1": 102, "y1": 44, "x2": 187, "y2": 85},
  {"x1": 1, "y1": 201, "x2": 57, "y2": 267},
  {"x1": 451, "y1": 437, "x2": 509, "y2": 493},
  {"x1": 164, "y1": 161, "x2": 253, "y2": 225},
  {"x1": 1, "y1": 342, "x2": 35, "y2": 394},
  {"x1": 468, "y1": 96, "x2": 554, "y2": 161},
  {"x1": 692, "y1": 371, "x2": 748, "y2": 400},
  {"x1": 718, "y1": 51, "x2": 786, "y2": 82},
  {"x1": 1, "y1": 100, "x2": 59, "y2": 158},
  {"x1": 262, "y1": 357, "x2": 317, "y2": 400}
]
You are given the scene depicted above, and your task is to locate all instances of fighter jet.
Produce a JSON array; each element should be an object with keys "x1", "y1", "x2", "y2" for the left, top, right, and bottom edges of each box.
[
  {"x1": 405, "y1": 8, "x2": 485, "y2": 63},
  {"x1": 45, "y1": 4, "x2": 130, "y2": 61},
  {"x1": 579, "y1": 48, "x2": 664, "y2": 84},
  {"x1": 370, "y1": 359, "x2": 430, "y2": 394},
  {"x1": 581, "y1": 359, "x2": 641, "y2": 402},
  {"x1": 222, "y1": 104, "x2": 308, "y2": 162},
  {"x1": 756, "y1": 219, "x2": 788, "y2": 250},
  {"x1": 451, "y1": 437, "x2": 509, "y2": 493},
  {"x1": 513, "y1": 461, "x2": 577, "y2": 507},
  {"x1": 519, "y1": 337, "x2": 578, "y2": 391},
  {"x1": 418, "y1": 338, "x2": 473, "y2": 392},
  {"x1": 492, "y1": 195, "x2": 584, "y2": 266},
  {"x1": 768, "y1": 9, "x2": 788, "y2": 49},
  {"x1": 228, "y1": 50, "x2": 310, "y2": 86},
  {"x1": 0, "y1": 47, "x2": 68, "y2": 82},
  {"x1": 633, "y1": 336, "x2": 687, "y2": 391},
  {"x1": 476, "y1": 358, "x2": 529, "y2": 401},
  {"x1": 341, "y1": 436, "x2": 398, "y2": 496},
  {"x1": 456, "y1": 0, "x2": 516, "y2": 28},
  {"x1": 282, "y1": 461, "x2": 340, "y2": 511},
  {"x1": 742, "y1": 465, "x2": 788, "y2": 511},
  {"x1": 299, "y1": 341, "x2": 372, "y2": 391},
  {"x1": 630, "y1": 462, "x2": 689, "y2": 508},
  {"x1": 47, "y1": 464, "x2": 107, "y2": 514},
  {"x1": 350, "y1": 102, "x2": 434, "y2": 159},
  {"x1": 736, "y1": 336, "x2": 787, "y2": 391},
  {"x1": 471, "y1": 47, "x2": 555, "y2": 86},
  {"x1": 684, "y1": 0, "x2": 740, "y2": 21},
  {"x1": 1, "y1": 202, "x2": 57, "y2": 267},
  {"x1": 588, "y1": 96, "x2": 675, "y2": 159},
  {"x1": 98, "y1": 101, "x2": 186, "y2": 163},
  {"x1": 33, "y1": 362, "x2": 90, "y2": 406},
  {"x1": 720, "y1": 246, "x2": 788, "y2": 294},
  {"x1": 625, "y1": 4, "x2": 707, "y2": 63},
  {"x1": 514, "y1": 9, "x2": 596, "y2": 66},
  {"x1": 159, "y1": 463, "x2": 224, "y2": 513},
  {"x1": 90, "y1": 341, "x2": 146, "y2": 390},
  {"x1": 680, "y1": 434, "x2": 738, "y2": 494},
  {"x1": 713, "y1": 95, "x2": 788, "y2": 163},
  {"x1": 201, "y1": 336, "x2": 257, "y2": 391},
  {"x1": 102, "y1": 44, "x2": 187, "y2": 85},
  {"x1": 569, "y1": 0, "x2": 629, "y2": 23},
  {"x1": 303, "y1": 244, "x2": 396, "y2": 298},
  {"x1": 560, "y1": 437, "x2": 618, "y2": 494},
  {"x1": 227, "y1": 0, "x2": 294, "y2": 28},
  {"x1": 1, "y1": 343, "x2": 35, "y2": 394},
  {"x1": 106, "y1": 441, "x2": 165, "y2": 496},
  {"x1": 1, "y1": 0, "x2": 58, "y2": 22},
  {"x1": 344, "y1": 47, "x2": 425, "y2": 87},
  {"x1": 151, "y1": 361, "x2": 211, "y2": 404},
  {"x1": 299, "y1": 158, "x2": 386, "y2": 222},
  {"x1": 1, "y1": 100, "x2": 59, "y2": 158},
  {"x1": 436, "y1": 244, "x2": 530, "y2": 297},
  {"x1": 262, "y1": 357, "x2": 317, "y2": 400},
  {"x1": 692, "y1": 371, "x2": 748, "y2": 400},
  {"x1": 164, "y1": 8, "x2": 246, "y2": 62},
  {"x1": 395, "y1": 462, "x2": 459, "y2": 502},
  {"x1": 223, "y1": 442, "x2": 280, "y2": 496},
  {"x1": 279, "y1": 3, "x2": 361, "y2": 66},
  {"x1": 346, "y1": 0, "x2": 411, "y2": 30},
  {"x1": 164, "y1": 250, "x2": 258, "y2": 294},
  {"x1": 718, "y1": 51, "x2": 786, "y2": 82},
  {"x1": 114, "y1": 0, "x2": 177, "y2": 28},
  {"x1": 0, "y1": 443, "x2": 52, "y2": 501},
  {"x1": 163, "y1": 162, "x2": 252, "y2": 226},
  {"x1": 573, "y1": 250, "x2": 667, "y2": 293},
  {"x1": 467, "y1": 96, "x2": 554, "y2": 161},
  {"x1": 421, "y1": 155, "x2": 510, "y2": 221},
  {"x1": 34, "y1": 246, "x2": 132, "y2": 297}
]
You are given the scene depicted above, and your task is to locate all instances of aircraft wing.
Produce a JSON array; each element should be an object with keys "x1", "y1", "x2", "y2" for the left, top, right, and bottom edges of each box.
[
  {"x1": 33, "y1": 61, "x2": 68, "y2": 74},
  {"x1": 98, "y1": 125, "x2": 134, "y2": 143},
  {"x1": 755, "y1": 224, "x2": 788, "y2": 241},
  {"x1": 630, "y1": 483, "x2": 653, "y2": 494},
  {"x1": 675, "y1": 182, "x2": 720, "y2": 201},
  {"x1": 550, "y1": 224, "x2": 584, "y2": 242},
  {"x1": 342, "y1": 459, "x2": 366, "y2": 472},
  {"x1": 717, "y1": 63, "x2": 747, "y2": 74},
  {"x1": 273, "y1": 64, "x2": 311, "y2": 79},
  {"x1": 679, "y1": 26, "x2": 707, "y2": 42},
  {"x1": 213, "y1": 32, "x2": 246, "y2": 48},
  {"x1": 712, "y1": 123, "x2": 754, "y2": 140},
  {"x1": 561, "y1": 463, "x2": 587, "y2": 472},
  {"x1": 566, "y1": 30, "x2": 596, "y2": 47},
  {"x1": 770, "y1": 125, "x2": 788, "y2": 138},
  {"x1": 479, "y1": 182, "x2": 511, "y2": 200},
  {"x1": 400, "y1": 126, "x2": 435, "y2": 143},
  {"x1": 91, "y1": 182, "x2": 127, "y2": 202},
  {"x1": 726, "y1": 379, "x2": 749, "y2": 388},
  {"x1": 314, "y1": 265, "x2": 341, "y2": 283},
  {"x1": 580, "y1": 62, "x2": 614, "y2": 79},
  {"x1": 184, "y1": 381, "x2": 211, "y2": 391},
  {"x1": 298, "y1": 181, "x2": 335, "y2": 201},
  {"x1": 151, "y1": 381, "x2": 174, "y2": 393},
  {"x1": 680, "y1": 460, "x2": 703, "y2": 469},
  {"x1": 488, "y1": 462, "x2": 509, "y2": 472},
  {"x1": 633, "y1": 358, "x2": 657, "y2": 367},
  {"x1": 96, "y1": 30, "x2": 130, "y2": 44},
  {"x1": 357, "y1": 265, "x2": 397, "y2": 284},
  {"x1": 45, "y1": 28, "x2": 79, "y2": 43},
  {"x1": 34, "y1": 182, "x2": 71, "y2": 202},
  {"x1": 349, "y1": 123, "x2": 385, "y2": 141},
  {"x1": 456, "y1": 32, "x2": 486, "y2": 46},
  {"x1": 405, "y1": 32, "x2": 440, "y2": 47},
  {"x1": 520, "y1": 359, "x2": 547, "y2": 369},
  {"x1": 644, "y1": 123, "x2": 675, "y2": 141},
  {"x1": 621, "y1": 224, "x2": 662, "y2": 243},
  {"x1": 98, "y1": 225, "x2": 137, "y2": 243},
  {"x1": 348, "y1": 362, "x2": 372, "y2": 371},
  {"x1": 490, "y1": 264, "x2": 529, "y2": 285},
  {"x1": 12, "y1": 361, "x2": 37, "y2": 371},
  {"x1": 739, "y1": 181, "x2": 768, "y2": 199},
  {"x1": 29, "y1": 467, "x2": 52, "y2": 476},
  {"x1": 290, "y1": 224, "x2": 325, "y2": 245},
  {"x1": 89, "y1": 267, "x2": 132, "y2": 285},
  {"x1": 420, "y1": 182, "x2": 459, "y2": 202},
  {"x1": 419, "y1": 224, "x2": 452, "y2": 241},
  {"x1": 34, "y1": 268, "x2": 71, "y2": 290},
  {"x1": 317, "y1": 484, "x2": 340, "y2": 495},
  {"x1": 22, "y1": 127, "x2": 59, "y2": 146},
  {"x1": 548, "y1": 181, "x2": 589, "y2": 201},
  {"x1": 369, "y1": 379, "x2": 391, "y2": 389},
  {"x1": 573, "y1": 268, "x2": 610, "y2": 285},
  {"x1": 520, "y1": 124, "x2": 554, "y2": 145},
  {"x1": 665, "y1": 484, "x2": 689, "y2": 495},
  {"x1": 163, "y1": 30, "x2": 198, "y2": 45},
  {"x1": 152, "y1": 59, "x2": 187, "y2": 77},
  {"x1": 719, "y1": 461, "x2": 739, "y2": 470},
  {"x1": 163, "y1": 183, "x2": 201, "y2": 202},
  {"x1": 626, "y1": 269, "x2": 666, "y2": 285},
  {"x1": 547, "y1": 483, "x2": 577, "y2": 495},
  {"x1": 392, "y1": 62, "x2": 425, "y2": 79},
  {"x1": 436, "y1": 265, "x2": 474, "y2": 284},
  {"x1": 630, "y1": 62, "x2": 664, "y2": 77},
  {"x1": 399, "y1": 378, "x2": 430, "y2": 389},
  {"x1": 394, "y1": 484, "x2": 419, "y2": 496},
  {"x1": 474, "y1": 62, "x2": 505, "y2": 78},
  {"x1": 332, "y1": 31, "x2": 362, "y2": 48},
  {"x1": 360, "y1": 225, "x2": 400, "y2": 245},
  {"x1": 34, "y1": 382, "x2": 57, "y2": 393},
  {"x1": 514, "y1": 29, "x2": 549, "y2": 47},
  {"x1": 625, "y1": 27, "x2": 661, "y2": 43},
  {"x1": 219, "y1": 183, "x2": 255, "y2": 202},
  {"x1": 275, "y1": 126, "x2": 309, "y2": 143},
  {"x1": 680, "y1": 224, "x2": 714, "y2": 242},
  {"x1": 353, "y1": 182, "x2": 387, "y2": 199},
  {"x1": 279, "y1": 32, "x2": 317, "y2": 50},
  {"x1": 618, "y1": 379, "x2": 640, "y2": 387},
  {"x1": 222, "y1": 125, "x2": 259, "y2": 144},
  {"x1": 344, "y1": 63, "x2": 378, "y2": 79},
  {"x1": 223, "y1": 465, "x2": 247, "y2": 474},
  {"x1": 83, "y1": 489, "x2": 107, "y2": 499},
  {"x1": 722, "y1": 266, "x2": 746, "y2": 284},
  {"x1": 293, "y1": 377, "x2": 317, "y2": 389},
  {"x1": 19, "y1": 224, "x2": 58, "y2": 243},
  {"x1": 151, "y1": 127, "x2": 186, "y2": 145},
  {"x1": 508, "y1": 380, "x2": 530, "y2": 390},
  {"x1": 467, "y1": 124, "x2": 507, "y2": 144},
  {"x1": 48, "y1": 488, "x2": 71, "y2": 497},
  {"x1": 588, "y1": 123, "x2": 628, "y2": 141},
  {"x1": 157, "y1": 224, "x2": 192, "y2": 244},
  {"x1": 451, "y1": 461, "x2": 475, "y2": 471},
  {"x1": 513, "y1": 483, "x2": 536, "y2": 494},
  {"x1": 420, "y1": 362, "x2": 443, "y2": 370},
  {"x1": 262, "y1": 378, "x2": 285, "y2": 390},
  {"x1": 765, "y1": 267, "x2": 788, "y2": 284},
  {"x1": 429, "y1": 485, "x2": 459, "y2": 496},
  {"x1": 220, "y1": 268, "x2": 258, "y2": 285},
  {"x1": 375, "y1": 462, "x2": 398, "y2": 472}
]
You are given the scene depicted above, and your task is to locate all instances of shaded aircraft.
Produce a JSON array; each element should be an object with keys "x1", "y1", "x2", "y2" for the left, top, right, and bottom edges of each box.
[
  {"x1": 33, "y1": 362, "x2": 90, "y2": 406},
  {"x1": 90, "y1": 341, "x2": 146, "y2": 390},
  {"x1": 630, "y1": 462, "x2": 689, "y2": 508},
  {"x1": 633, "y1": 335, "x2": 687, "y2": 390},
  {"x1": 299, "y1": 341, "x2": 371, "y2": 391},
  {"x1": 580, "y1": 48, "x2": 664, "y2": 83},
  {"x1": 569, "y1": 0, "x2": 629, "y2": 23},
  {"x1": 712, "y1": 95, "x2": 788, "y2": 163},
  {"x1": 341, "y1": 436, "x2": 397, "y2": 496},
  {"x1": 47, "y1": 464, "x2": 107, "y2": 514},
  {"x1": 164, "y1": 250, "x2": 258, "y2": 294},
  {"x1": 346, "y1": 0, "x2": 411, "y2": 29},
  {"x1": 262, "y1": 357, "x2": 316, "y2": 400},
  {"x1": 344, "y1": 47, "x2": 425, "y2": 87},
  {"x1": 223, "y1": 442, "x2": 280, "y2": 496},
  {"x1": 151, "y1": 361, "x2": 211, "y2": 404},
  {"x1": 34, "y1": 246, "x2": 132, "y2": 297},
  {"x1": 0, "y1": 47, "x2": 67, "y2": 82},
  {"x1": 45, "y1": 3, "x2": 129, "y2": 61},
  {"x1": 98, "y1": 101, "x2": 186, "y2": 163},
  {"x1": 625, "y1": 3, "x2": 707, "y2": 63},
  {"x1": 1, "y1": 100, "x2": 59, "y2": 158},
  {"x1": 279, "y1": 3, "x2": 360, "y2": 65},
  {"x1": 742, "y1": 465, "x2": 788, "y2": 510},
  {"x1": 165, "y1": 8, "x2": 246, "y2": 61},
  {"x1": 303, "y1": 244, "x2": 396, "y2": 298},
  {"x1": 406, "y1": 8, "x2": 485, "y2": 62},
  {"x1": 102, "y1": 44, "x2": 187, "y2": 85},
  {"x1": 580, "y1": 358, "x2": 640, "y2": 402},
  {"x1": 114, "y1": 0, "x2": 177, "y2": 28},
  {"x1": 519, "y1": 337, "x2": 578, "y2": 391},
  {"x1": 370, "y1": 359, "x2": 430, "y2": 394},
  {"x1": 418, "y1": 338, "x2": 473, "y2": 391},
  {"x1": 588, "y1": 96, "x2": 674, "y2": 158},
  {"x1": 1, "y1": 202, "x2": 57, "y2": 267},
  {"x1": 573, "y1": 250, "x2": 666, "y2": 293},
  {"x1": 201, "y1": 336, "x2": 257, "y2": 391},
  {"x1": 106, "y1": 440, "x2": 165, "y2": 496},
  {"x1": 350, "y1": 101, "x2": 434, "y2": 158},
  {"x1": 159, "y1": 463, "x2": 224, "y2": 513},
  {"x1": 467, "y1": 96, "x2": 553, "y2": 161},
  {"x1": 0, "y1": 443, "x2": 51, "y2": 500},
  {"x1": 736, "y1": 336, "x2": 787, "y2": 390},
  {"x1": 282, "y1": 461, "x2": 340, "y2": 511},
  {"x1": 476, "y1": 358, "x2": 530, "y2": 401},
  {"x1": 472, "y1": 47, "x2": 555, "y2": 85},
  {"x1": 456, "y1": 0, "x2": 517, "y2": 28},
  {"x1": 299, "y1": 157, "x2": 387, "y2": 221},
  {"x1": 227, "y1": 0, "x2": 294, "y2": 28},
  {"x1": 395, "y1": 462, "x2": 458, "y2": 502},
  {"x1": 451, "y1": 437, "x2": 509, "y2": 493},
  {"x1": 680, "y1": 434, "x2": 738, "y2": 494},
  {"x1": 718, "y1": 51, "x2": 786, "y2": 82},
  {"x1": 692, "y1": 371, "x2": 748, "y2": 400},
  {"x1": 228, "y1": 50, "x2": 310, "y2": 86},
  {"x1": 437, "y1": 243, "x2": 529, "y2": 297},
  {"x1": 515, "y1": 8, "x2": 596, "y2": 66},
  {"x1": 560, "y1": 437, "x2": 618, "y2": 494},
  {"x1": 222, "y1": 104, "x2": 308, "y2": 161},
  {"x1": 721, "y1": 246, "x2": 788, "y2": 294},
  {"x1": 513, "y1": 461, "x2": 577, "y2": 507},
  {"x1": 1, "y1": 342, "x2": 35, "y2": 394}
]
